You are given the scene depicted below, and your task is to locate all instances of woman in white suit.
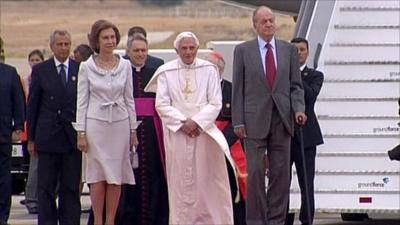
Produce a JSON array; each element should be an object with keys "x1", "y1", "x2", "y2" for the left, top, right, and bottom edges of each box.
[{"x1": 75, "y1": 20, "x2": 139, "y2": 225}]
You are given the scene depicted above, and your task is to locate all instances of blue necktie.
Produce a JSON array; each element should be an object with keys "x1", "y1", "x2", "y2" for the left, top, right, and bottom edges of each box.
[{"x1": 59, "y1": 64, "x2": 67, "y2": 87}]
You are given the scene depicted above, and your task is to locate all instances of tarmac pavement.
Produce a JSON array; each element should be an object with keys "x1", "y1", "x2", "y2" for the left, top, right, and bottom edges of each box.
[{"x1": 9, "y1": 193, "x2": 399, "y2": 225}]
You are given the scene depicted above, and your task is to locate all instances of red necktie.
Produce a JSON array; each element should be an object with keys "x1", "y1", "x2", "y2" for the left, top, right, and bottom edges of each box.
[{"x1": 265, "y1": 43, "x2": 276, "y2": 88}]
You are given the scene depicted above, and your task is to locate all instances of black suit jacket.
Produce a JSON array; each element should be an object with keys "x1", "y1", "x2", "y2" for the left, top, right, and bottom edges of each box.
[
  {"x1": 217, "y1": 79, "x2": 238, "y2": 147},
  {"x1": 146, "y1": 55, "x2": 164, "y2": 70},
  {"x1": 27, "y1": 58, "x2": 80, "y2": 152},
  {"x1": 0, "y1": 63, "x2": 25, "y2": 144},
  {"x1": 294, "y1": 66, "x2": 324, "y2": 148}
]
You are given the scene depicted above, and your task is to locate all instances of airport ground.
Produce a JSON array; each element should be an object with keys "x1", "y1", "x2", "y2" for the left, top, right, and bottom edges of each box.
[{"x1": 9, "y1": 193, "x2": 400, "y2": 225}]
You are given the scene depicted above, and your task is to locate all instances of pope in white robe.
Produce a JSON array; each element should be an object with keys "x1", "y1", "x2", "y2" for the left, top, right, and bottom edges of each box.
[{"x1": 145, "y1": 32, "x2": 236, "y2": 225}]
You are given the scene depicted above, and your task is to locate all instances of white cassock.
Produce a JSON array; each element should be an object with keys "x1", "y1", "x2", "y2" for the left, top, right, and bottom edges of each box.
[{"x1": 145, "y1": 58, "x2": 236, "y2": 225}]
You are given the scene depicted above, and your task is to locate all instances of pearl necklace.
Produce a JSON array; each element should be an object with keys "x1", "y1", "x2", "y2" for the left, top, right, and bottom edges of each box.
[{"x1": 95, "y1": 55, "x2": 118, "y2": 72}]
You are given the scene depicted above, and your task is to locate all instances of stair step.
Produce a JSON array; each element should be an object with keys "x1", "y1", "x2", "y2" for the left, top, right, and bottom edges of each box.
[
  {"x1": 322, "y1": 64, "x2": 400, "y2": 80},
  {"x1": 321, "y1": 122, "x2": 399, "y2": 135},
  {"x1": 319, "y1": 118, "x2": 399, "y2": 135},
  {"x1": 318, "y1": 97, "x2": 398, "y2": 101},
  {"x1": 318, "y1": 82, "x2": 399, "y2": 99},
  {"x1": 319, "y1": 136, "x2": 398, "y2": 152},
  {"x1": 315, "y1": 99, "x2": 398, "y2": 117},
  {"x1": 314, "y1": 170, "x2": 399, "y2": 175},
  {"x1": 325, "y1": 78, "x2": 399, "y2": 82},
  {"x1": 330, "y1": 42, "x2": 400, "y2": 47},
  {"x1": 317, "y1": 152, "x2": 388, "y2": 157},
  {"x1": 340, "y1": 0, "x2": 400, "y2": 8},
  {"x1": 334, "y1": 24, "x2": 400, "y2": 29},
  {"x1": 290, "y1": 171, "x2": 399, "y2": 191},
  {"x1": 323, "y1": 133, "x2": 398, "y2": 137},
  {"x1": 314, "y1": 155, "x2": 399, "y2": 171},
  {"x1": 340, "y1": 7, "x2": 400, "y2": 12},
  {"x1": 332, "y1": 29, "x2": 399, "y2": 43},
  {"x1": 318, "y1": 115, "x2": 398, "y2": 119},
  {"x1": 324, "y1": 46, "x2": 399, "y2": 61},
  {"x1": 336, "y1": 10, "x2": 400, "y2": 24},
  {"x1": 325, "y1": 60, "x2": 400, "y2": 65}
]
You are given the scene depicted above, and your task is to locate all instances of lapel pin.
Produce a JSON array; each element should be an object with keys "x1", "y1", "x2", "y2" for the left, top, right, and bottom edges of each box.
[{"x1": 71, "y1": 76, "x2": 76, "y2": 81}]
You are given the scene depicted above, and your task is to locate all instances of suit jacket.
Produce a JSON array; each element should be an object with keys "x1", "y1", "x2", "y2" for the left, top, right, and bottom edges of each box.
[
  {"x1": 146, "y1": 54, "x2": 164, "y2": 70},
  {"x1": 218, "y1": 79, "x2": 233, "y2": 121},
  {"x1": 0, "y1": 63, "x2": 25, "y2": 144},
  {"x1": 294, "y1": 66, "x2": 324, "y2": 148},
  {"x1": 27, "y1": 57, "x2": 79, "y2": 152},
  {"x1": 217, "y1": 79, "x2": 238, "y2": 146},
  {"x1": 123, "y1": 54, "x2": 164, "y2": 72},
  {"x1": 75, "y1": 56, "x2": 138, "y2": 131},
  {"x1": 232, "y1": 38, "x2": 305, "y2": 138}
]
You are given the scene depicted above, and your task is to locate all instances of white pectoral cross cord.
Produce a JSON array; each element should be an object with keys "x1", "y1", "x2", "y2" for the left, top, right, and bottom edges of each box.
[
  {"x1": 183, "y1": 77, "x2": 194, "y2": 100},
  {"x1": 179, "y1": 68, "x2": 197, "y2": 101}
]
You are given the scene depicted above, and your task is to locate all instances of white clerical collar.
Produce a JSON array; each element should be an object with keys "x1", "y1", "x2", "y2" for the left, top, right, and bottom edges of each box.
[
  {"x1": 300, "y1": 64, "x2": 306, "y2": 72},
  {"x1": 178, "y1": 58, "x2": 196, "y2": 69},
  {"x1": 131, "y1": 62, "x2": 144, "y2": 72}
]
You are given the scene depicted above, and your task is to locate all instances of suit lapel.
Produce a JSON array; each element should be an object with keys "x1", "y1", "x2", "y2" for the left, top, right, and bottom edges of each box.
[
  {"x1": 66, "y1": 60, "x2": 77, "y2": 97},
  {"x1": 49, "y1": 58, "x2": 67, "y2": 91},
  {"x1": 302, "y1": 66, "x2": 313, "y2": 83},
  {"x1": 273, "y1": 39, "x2": 284, "y2": 91}
]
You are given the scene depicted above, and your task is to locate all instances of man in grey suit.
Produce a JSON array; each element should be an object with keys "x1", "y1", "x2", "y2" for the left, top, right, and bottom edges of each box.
[{"x1": 232, "y1": 6, "x2": 307, "y2": 225}]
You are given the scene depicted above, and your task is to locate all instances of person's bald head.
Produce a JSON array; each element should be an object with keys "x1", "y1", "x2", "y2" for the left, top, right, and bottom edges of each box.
[{"x1": 252, "y1": 6, "x2": 276, "y2": 42}]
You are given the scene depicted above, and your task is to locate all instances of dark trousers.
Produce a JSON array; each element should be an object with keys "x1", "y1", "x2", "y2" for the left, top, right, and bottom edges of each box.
[
  {"x1": 286, "y1": 142, "x2": 316, "y2": 225},
  {"x1": 38, "y1": 150, "x2": 82, "y2": 225},
  {"x1": 245, "y1": 108, "x2": 291, "y2": 225},
  {"x1": 0, "y1": 144, "x2": 12, "y2": 223}
]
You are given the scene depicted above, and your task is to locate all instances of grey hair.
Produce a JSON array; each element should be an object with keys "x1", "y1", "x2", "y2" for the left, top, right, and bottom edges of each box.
[
  {"x1": 126, "y1": 33, "x2": 148, "y2": 51},
  {"x1": 252, "y1": 6, "x2": 275, "y2": 26},
  {"x1": 173, "y1": 31, "x2": 199, "y2": 49},
  {"x1": 49, "y1": 30, "x2": 71, "y2": 46}
]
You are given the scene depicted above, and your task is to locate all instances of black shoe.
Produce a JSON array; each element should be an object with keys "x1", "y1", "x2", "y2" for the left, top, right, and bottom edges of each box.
[
  {"x1": 20, "y1": 199, "x2": 27, "y2": 205},
  {"x1": 0, "y1": 220, "x2": 9, "y2": 225}
]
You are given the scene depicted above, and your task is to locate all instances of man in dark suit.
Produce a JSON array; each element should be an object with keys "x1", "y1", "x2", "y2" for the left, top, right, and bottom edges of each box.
[
  {"x1": 0, "y1": 56, "x2": 25, "y2": 225},
  {"x1": 27, "y1": 30, "x2": 81, "y2": 225},
  {"x1": 285, "y1": 38, "x2": 324, "y2": 225},
  {"x1": 232, "y1": 6, "x2": 307, "y2": 225}
]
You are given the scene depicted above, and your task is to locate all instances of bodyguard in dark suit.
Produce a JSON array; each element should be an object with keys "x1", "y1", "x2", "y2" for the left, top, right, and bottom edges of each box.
[
  {"x1": 232, "y1": 6, "x2": 306, "y2": 225},
  {"x1": 27, "y1": 30, "x2": 81, "y2": 225},
  {"x1": 285, "y1": 38, "x2": 324, "y2": 225},
  {"x1": 0, "y1": 62, "x2": 25, "y2": 225}
]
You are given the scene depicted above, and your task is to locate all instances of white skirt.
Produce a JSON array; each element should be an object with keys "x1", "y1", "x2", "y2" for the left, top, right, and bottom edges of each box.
[{"x1": 85, "y1": 118, "x2": 135, "y2": 185}]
